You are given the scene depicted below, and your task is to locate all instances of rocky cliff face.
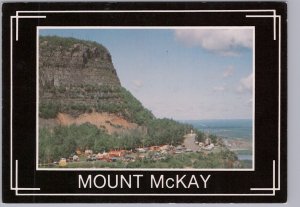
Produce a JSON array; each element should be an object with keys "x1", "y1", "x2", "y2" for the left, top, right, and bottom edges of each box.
[
  {"x1": 39, "y1": 36, "x2": 154, "y2": 129},
  {"x1": 39, "y1": 36, "x2": 120, "y2": 88},
  {"x1": 39, "y1": 36, "x2": 122, "y2": 114}
]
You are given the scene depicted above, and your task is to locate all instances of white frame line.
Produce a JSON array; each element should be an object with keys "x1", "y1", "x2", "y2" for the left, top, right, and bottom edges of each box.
[
  {"x1": 246, "y1": 11, "x2": 278, "y2": 40},
  {"x1": 36, "y1": 27, "x2": 39, "y2": 173},
  {"x1": 250, "y1": 160, "x2": 277, "y2": 195},
  {"x1": 10, "y1": 16, "x2": 13, "y2": 191},
  {"x1": 277, "y1": 15, "x2": 282, "y2": 190},
  {"x1": 252, "y1": 26, "x2": 256, "y2": 169},
  {"x1": 12, "y1": 160, "x2": 277, "y2": 197},
  {"x1": 12, "y1": 160, "x2": 41, "y2": 195},
  {"x1": 13, "y1": 13, "x2": 46, "y2": 41},
  {"x1": 36, "y1": 25, "x2": 255, "y2": 172},
  {"x1": 38, "y1": 26, "x2": 253, "y2": 29},
  {"x1": 15, "y1": 9, "x2": 277, "y2": 41},
  {"x1": 17, "y1": 10, "x2": 276, "y2": 13},
  {"x1": 9, "y1": 9, "x2": 282, "y2": 197}
]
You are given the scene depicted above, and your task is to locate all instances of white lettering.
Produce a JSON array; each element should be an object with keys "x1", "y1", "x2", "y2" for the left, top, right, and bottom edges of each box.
[
  {"x1": 93, "y1": 174, "x2": 106, "y2": 189},
  {"x1": 78, "y1": 174, "x2": 91, "y2": 189},
  {"x1": 151, "y1": 175, "x2": 164, "y2": 188},
  {"x1": 120, "y1": 175, "x2": 131, "y2": 188},
  {"x1": 133, "y1": 174, "x2": 143, "y2": 188},
  {"x1": 107, "y1": 175, "x2": 118, "y2": 189},
  {"x1": 176, "y1": 175, "x2": 187, "y2": 188},
  {"x1": 188, "y1": 175, "x2": 199, "y2": 188},
  {"x1": 200, "y1": 174, "x2": 211, "y2": 189},
  {"x1": 166, "y1": 178, "x2": 175, "y2": 188}
]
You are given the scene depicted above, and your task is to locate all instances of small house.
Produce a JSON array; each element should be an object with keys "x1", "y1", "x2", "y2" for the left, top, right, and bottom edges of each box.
[
  {"x1": 198, "y1": 142, "x2": 204, "y2": 147},
  {"x1": 136, "y1": 147, "x2": 147, "y2": 153},
  {"x1": 84, "y1": 149, "x2": 93, "y2": 156},
  {"x1": 59, "y1": 158, "x2": 67, "y2": 167},
  {"x1": 73, "y1": 155, "x2": 79, "y2": 162},
  {"x1": 204, "y1": 138, "x2": 211, "y2": 146},
  {"x1": 160, "y1": 145, "x2": 170, "y2": 151},
  {"x1": 109, "y1": 150, "x2": 125, "y2": 157},
  {"x1": 149, "y1": 146, "x2": 160, "y2": 151}
]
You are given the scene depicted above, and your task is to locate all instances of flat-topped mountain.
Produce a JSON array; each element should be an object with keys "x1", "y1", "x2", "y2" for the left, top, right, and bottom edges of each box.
[
  {"x1": 39, "y1": 36, "x2": 120, "y2": 88},
  {"x1": 39, "y1": 36, "x2": 153, "y2": 122},
  {"x1": 39, "y1": 36, "x2": 125, "y2": 118}
]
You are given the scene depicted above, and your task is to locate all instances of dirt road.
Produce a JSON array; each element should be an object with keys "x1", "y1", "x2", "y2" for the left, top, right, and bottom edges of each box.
[{"x1": 183, "y1": 133, "x2": 199, "y2": 152}]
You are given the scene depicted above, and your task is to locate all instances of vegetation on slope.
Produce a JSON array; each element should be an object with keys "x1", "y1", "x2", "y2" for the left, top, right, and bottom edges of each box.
[
  {"x1": 40, "y1": 35, "x2": 105, "y2": 51},
  {"x1": 61, "y1": 150, "x2": 240, "y2": 169},
  {"x1": 39, "y1": 85, "x2": 220, "y2": 164},
  {"x1": 39, "y1": 121, "x2": 191, "y2": 163},
  {"x1": 39, "y1": 86, "x2": 154, "y2": 125}
]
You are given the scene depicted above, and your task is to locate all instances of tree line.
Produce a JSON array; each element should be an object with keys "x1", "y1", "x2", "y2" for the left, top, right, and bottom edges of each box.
[{"x1": 39, "y1": 118, "x2": 192, "y2": 164}]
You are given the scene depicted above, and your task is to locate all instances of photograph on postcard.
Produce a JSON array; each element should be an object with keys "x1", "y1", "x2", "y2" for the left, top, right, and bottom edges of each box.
[{"x1": 37, "y1": 27, "x2": 254, "y2": 170}]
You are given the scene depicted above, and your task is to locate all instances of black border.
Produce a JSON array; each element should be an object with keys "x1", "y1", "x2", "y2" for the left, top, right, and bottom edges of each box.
[{"x1": 2, "y1": 2, "x2": 287, "y2": 203}]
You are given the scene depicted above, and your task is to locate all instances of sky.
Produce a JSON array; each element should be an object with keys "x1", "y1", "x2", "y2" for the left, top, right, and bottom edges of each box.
[{"x1": 39, "y1": 27, "x2": 254, "y2": 120}]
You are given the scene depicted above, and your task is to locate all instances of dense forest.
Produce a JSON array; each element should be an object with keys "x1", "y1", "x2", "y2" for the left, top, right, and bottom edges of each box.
[{"x1": 39, "y1": 120, "x2": 194, "y2": 163}]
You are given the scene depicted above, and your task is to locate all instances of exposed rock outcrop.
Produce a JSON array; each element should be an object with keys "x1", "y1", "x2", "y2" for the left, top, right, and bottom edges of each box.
[
  {"x1": 39, "y1": 36, "x2": 122, "y2": 115},
  {"x1": 39, "y1": 36, "x2": 120, "y2": 89}
]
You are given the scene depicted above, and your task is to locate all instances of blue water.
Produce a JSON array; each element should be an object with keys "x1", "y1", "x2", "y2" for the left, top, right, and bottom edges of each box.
[
  {"x1": 181, "y1": 119, "x2": 253, "y2": 140},
  {"x1": 181, "y1": 119, "x2": 253, "y2": 162},
  {"x1": 238, "y1": 154, "x2": 253, "y2": 160}
]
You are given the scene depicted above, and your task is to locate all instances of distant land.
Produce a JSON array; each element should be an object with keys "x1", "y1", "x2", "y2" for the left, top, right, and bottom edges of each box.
[
  {"x1": 180, "y1": 119, "x2": 252, "y2": 140},
  {"x1": 181, "y1": 119, "x2": 253, "y2": 162}
]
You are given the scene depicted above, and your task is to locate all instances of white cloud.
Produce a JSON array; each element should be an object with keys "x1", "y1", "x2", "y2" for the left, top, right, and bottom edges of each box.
[
  {"x1": 213, "y1": 86, "x2": 225, "y2": 92},
  {"x1": 174, "y1": 29, "x2": 253, "y2": 56},
  {"x1": 237, "y1": 73, "x2": 253, "y2": 93},
  {"x1": 241, "y1": 73, "x2": 253, "y2": 90},
  {"x1": 132, "y1": 80, "x2": 143, "y2": 88},
  {"x1": 131, "y1": 80, "x2": 144, "y2": 92},
  {"x1": 223, "y1": 65, "x2": 235, "y2": 78}
]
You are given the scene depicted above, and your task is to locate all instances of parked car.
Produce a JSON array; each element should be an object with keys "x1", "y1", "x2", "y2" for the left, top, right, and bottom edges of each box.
[
  {"x1": 73, "y1": 155, "x2": 79, "y2": 162},
  {"x1": 86, "y1": 155, "x2": 96, "y2": 162}
]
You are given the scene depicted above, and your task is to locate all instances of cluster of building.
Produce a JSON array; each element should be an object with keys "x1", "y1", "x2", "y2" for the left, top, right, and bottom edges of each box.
[
  {"x1": 84, "y1": 144, "x2": 189, "y2": 162},
  {"x1": 195, "y1": 138, "x2": 216, "y2": 151},
  {"x1": 57, "y1": 144, "x2": 198, "y2": 166},
  {"x1": 56, "y1": 137, "x2": 219, "y2": 167}
]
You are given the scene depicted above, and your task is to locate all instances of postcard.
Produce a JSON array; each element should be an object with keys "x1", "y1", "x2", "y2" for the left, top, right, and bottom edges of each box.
[{"x1": 2, "y1": 2, "x2": 287, "y2": 203}]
